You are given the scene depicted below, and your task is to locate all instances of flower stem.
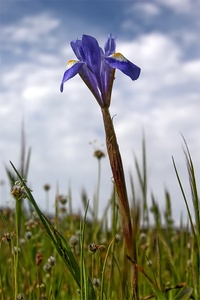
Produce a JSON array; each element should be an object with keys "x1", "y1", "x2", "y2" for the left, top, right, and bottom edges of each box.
[{"x1": 101, "y1": 107, "x2": 138, "y2": 298}]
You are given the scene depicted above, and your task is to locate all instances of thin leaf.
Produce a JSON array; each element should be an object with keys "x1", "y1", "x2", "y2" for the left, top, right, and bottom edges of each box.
[
  {"x1": 10, "y1": 161, "x2": 80, "y2": 287},
  {"x1": 80, "y1": 201, "x2": 90, "y2": 300},
  {"x1": 127, "y1": 256, "x2": 167, "y2": 299},
  {"x1": 172, "y1": 157, "x2": 196, "y2": 238},
  {"x1": 173, "y1": 286, "x2": 193, "y2": 300},
  {"x1": 86, "y1": 277, "x2": 96, "y2": 300},
  {"x1": 100, "y1": 236, "x2": 116, "y2": 300},
  {"x1": 182, "y1": 136, "x2": 200, "y2": 237}
]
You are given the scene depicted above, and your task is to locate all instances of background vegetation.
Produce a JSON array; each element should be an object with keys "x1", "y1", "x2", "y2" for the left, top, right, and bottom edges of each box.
[{"x1": 0, "y1": 133, "x2": 199, "y2": 300}]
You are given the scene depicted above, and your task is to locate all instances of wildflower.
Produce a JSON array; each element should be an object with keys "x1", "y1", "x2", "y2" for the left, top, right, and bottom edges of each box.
[
  {"x1": 44, "y1": 256, "x2": 55, "y2": 272},
  {"x1": 43, "y1": 183, "x2": 51, "y2": 191},
  {"x1": 25, "y1": 218, "x2": 37, "y2": 230},
  {"x1": 139, "y1": 232, "x2": 147, "y2": 242},
  {"x1": 17, "y1": 293, "x2": 26, "y2": 300},
  {"x1": 94, "y1": 149, "x2": 105, "y2": 160},
  {"x1": 1, "y1": 232, "x2": 15, "y2": 243},
  {"x1": 47, "y1": 256, "x2": 55, "y2": 266},
  {"x1": 36, "y1": 252, "x2": 43, "y2": 266},
  {"x1": 36, "y1": 283, "x2": 45, "y2": 289},
  {"x1": 5, "y1": 232, "x2": 12, "y2": 241},
  {"x1": 43, "y1": 262, "x2": 52, "y2": 272},
  {"x1": 93, "y1": 277, "x2": 100, "y2": 288},
  {"x1": 11, "y1": 181, "x2": 27, "y2": 199},
  {"x1": 147, "y1": 259, "x2": 152, "y2": 267},
  {"x1": 60, "y1": 34, "x2": 140, "y2": 108},
  {"x1": 69, "y1": 235, "x2": 80, "y2": 255},
  {"x1": 19, "y1": 238, "x2": 25, "y2": 244},
  {"x1": 114, "y1": 234, "x2": 121, "y2": 243},
  {"x1": 69, "y1": 235, "x2": 79, "y2": 248},
  {"x1": 13, "y1": 246, "x2": 21, "y2": 253},
  {"x1": 88, "y1": 242, "x2": 106, "y2": 253},
  {"x1": 25, "y1": 231, "x2": 32, "y2": 240},
  {"x1": 56, "y1": 194, "x2": 68, "y2": 205}
]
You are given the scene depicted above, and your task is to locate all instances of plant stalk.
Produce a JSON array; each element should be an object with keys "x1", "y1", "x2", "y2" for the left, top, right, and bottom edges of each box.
[{"x1": 101, "y1": 107, "x2": 138, "y2": 299}]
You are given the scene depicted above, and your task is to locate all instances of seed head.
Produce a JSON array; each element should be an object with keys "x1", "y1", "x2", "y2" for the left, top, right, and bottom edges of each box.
[
  {"x1": 17, "y1": 293, "x2": 26, "y2": 300},
  {"x1": 25, "y1": 231, "x2": 32, "y2": 240},
  {"x1": 1, "y1": 232, "x2": 13, "y2": 243},
  {"x1": 147, "y1": 260, "x2": 152, "y2": 267},
  {"x1": 94, "y1": 149, "x2": 105, "y2": 160},
  {"x1": 43, "y1": 262, "x2": 52, "y2": 272},
  {"x1": 13, "y1": 246, "x2": 21, "y2": 253},
  {"x1": 43, "y1": 184, "x2": 51, "y2": 191},
  {"x1": 115, "y1": 234, "x2": 121, "y2": 243},
  {"x1": 93, "y1": 278, "x2": 100, "y2": 288},
  {"x1": 36, "y1": 252, "x2": 43, "y2": 266},
  {"x1": 88, "y1": 242, "x2": 106, "y2": 253},
  {"x1": 11, "y1": 181, "x2": 27, "y2": 199},
  {"x1": 57, "y1": 194, "x2": 68, "y2": 205},
  {"x1": 47, "y1": 256, "x2": 55, "y2": 266},
  {"x1": 69, "y1": 235, "x2": 79, "y2": 247}
]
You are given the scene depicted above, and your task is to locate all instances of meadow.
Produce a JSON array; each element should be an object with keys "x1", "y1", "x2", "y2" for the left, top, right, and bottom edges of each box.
[{"x1": 0, "y1": 134, "x2": 199, "y2": 300}]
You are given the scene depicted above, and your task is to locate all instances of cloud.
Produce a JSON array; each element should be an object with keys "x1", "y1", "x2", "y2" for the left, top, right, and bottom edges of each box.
[
  {"x1": 156, "y1": 0, "x2": 199, "y2": 13},
  {"x1": 1, "y1": 12, "x2": 60, "y2": 45},
  {"x1": 117, "y1": 31, "x2": 200, "y2": 94},
  {"x1": 125, "y1": 2, "x2": 161, "y2": 17},
  {"x1": 121, "y1": 3, "x2": 161, "y2": 34}
]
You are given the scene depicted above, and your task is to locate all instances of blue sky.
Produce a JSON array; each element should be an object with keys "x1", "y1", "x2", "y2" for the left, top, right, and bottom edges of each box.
[{"x1": 0, "y1": 0, "x2": 200, "y2": 223}]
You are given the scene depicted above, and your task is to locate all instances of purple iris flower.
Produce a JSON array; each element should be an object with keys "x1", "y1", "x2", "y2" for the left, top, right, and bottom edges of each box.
[{"x1": 60, "y1": 34, "x2": 141, "y2": 108}]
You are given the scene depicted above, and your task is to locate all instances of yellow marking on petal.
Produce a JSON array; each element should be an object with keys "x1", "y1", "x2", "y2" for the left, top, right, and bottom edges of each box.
[
  {"x1": 111, "y1": 52, "x2": 128, "y2": 62},
  {"x1": 66, "y1": 59, "x2": 78, "y2": 69}
]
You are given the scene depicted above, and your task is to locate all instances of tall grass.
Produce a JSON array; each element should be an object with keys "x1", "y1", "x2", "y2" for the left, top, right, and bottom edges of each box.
[
  {"x1": 172, "y1": 137, "x2": 200, "y2": 299},
  {"x1": 0, "y1": 135, "x2": 198, "y2": 299}
]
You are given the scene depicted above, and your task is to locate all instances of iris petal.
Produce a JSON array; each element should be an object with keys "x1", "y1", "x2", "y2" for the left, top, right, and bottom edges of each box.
[
  {"x1": 105, "y1": 53, "x2": 141, "y2": 80},
  {"x1": 104, "y1": 34, "x2": 116, "y2": 56},
  {"x1": 79, "y1": 65, "x2": 104, "y2": 106},
  {"x1": 82, "y1": 35, "x2": 101, "y2": 75},
  {"x1": 100, "y1": 61, "x2": 115, "y2": 107},
  {"x1": 60, "y1": 60, "x2": 84, "y2": 92},
  {"x1": 71, "y1": 39, "x2": 86, "y2": 62}
]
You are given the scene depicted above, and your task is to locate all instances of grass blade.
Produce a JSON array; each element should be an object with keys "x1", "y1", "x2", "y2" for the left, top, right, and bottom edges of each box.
[
  {"x1": 10, "y1": 161, "x2": 81, "y2": 288},
  {"x1": 173, "y1": 286, "x2": 193, "y2": 300},
  {"x1": 172, "y1": 137, "x2": 200, "y2": 298}
]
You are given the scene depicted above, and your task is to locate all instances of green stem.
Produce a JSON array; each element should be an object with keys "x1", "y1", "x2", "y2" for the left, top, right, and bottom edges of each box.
[
  {"x1": 100, "y1": 236, "x2": 116, "y2": 300},
  {"x1": 101, "y1": 107, "x2": 138, "y2": 299},
  {"x1": 94, "y1": 158, "x2": 101, "y2": 221},
  {"x1": 14, "y1": 198, "x2": 20, "y2": 299}
]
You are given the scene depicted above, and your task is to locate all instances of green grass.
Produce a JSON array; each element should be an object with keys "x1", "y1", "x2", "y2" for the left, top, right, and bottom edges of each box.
[{"x1": 0, "y1": 136, "x2": 198, "y2": 300}]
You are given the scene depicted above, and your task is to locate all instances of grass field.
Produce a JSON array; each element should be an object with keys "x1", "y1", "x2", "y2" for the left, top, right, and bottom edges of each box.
[{"x1": 0, "y1": 136, "x2": 199, "y2": 300}]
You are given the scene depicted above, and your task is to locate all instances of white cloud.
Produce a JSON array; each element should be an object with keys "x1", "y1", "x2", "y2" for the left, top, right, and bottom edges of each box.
[
  {"x1": 115, "y1": 32, "x2": 200, "y2": 102},
  {"x1": 156, "y1": 0, "x2": 199, "y2": 13},
  {"x1": 125, "y1": 2, "x2": 161, "y2": 17},
  {"x1": 1, "y1": 12, "x2": 60, "y2": 44}
]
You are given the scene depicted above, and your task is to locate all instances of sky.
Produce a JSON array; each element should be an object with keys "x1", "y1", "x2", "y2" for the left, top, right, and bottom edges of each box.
[{"x1": 0, "y1": 0, "x2": 200, "y2": 225}]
